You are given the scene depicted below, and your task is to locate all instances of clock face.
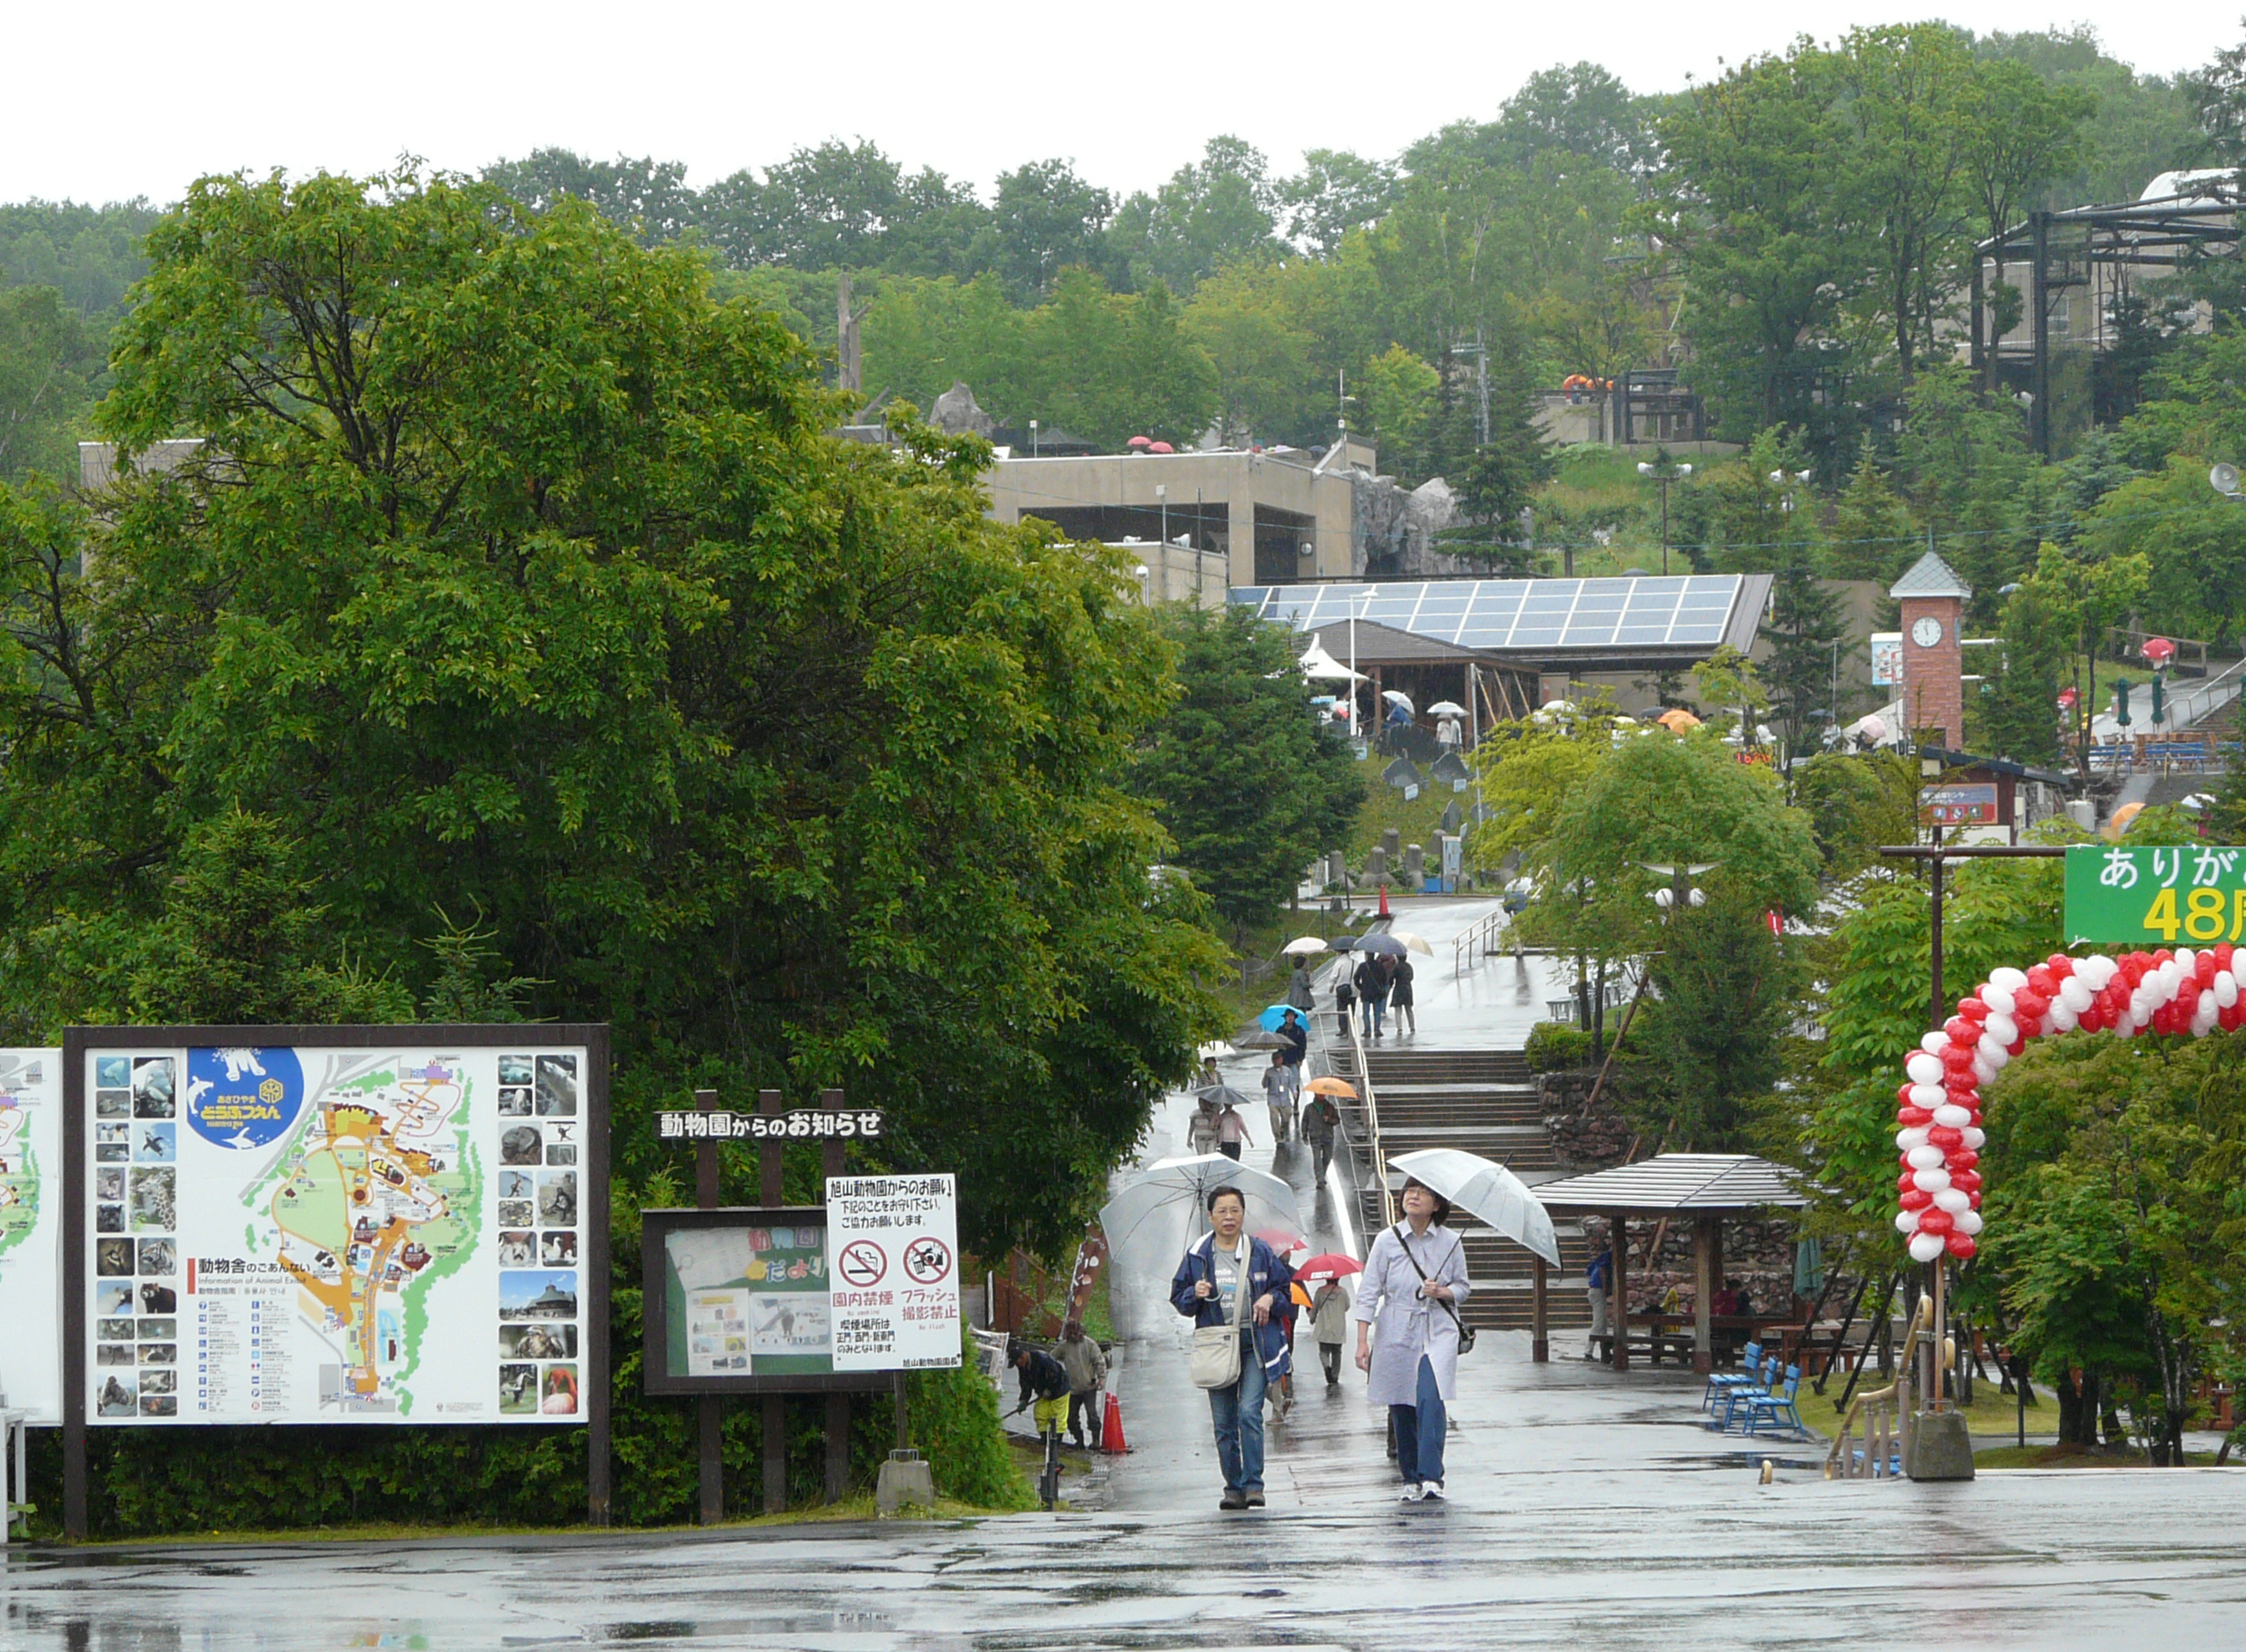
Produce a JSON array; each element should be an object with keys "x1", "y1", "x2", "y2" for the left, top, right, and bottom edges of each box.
[{"x1": 1910, "y1": 616, "x2": 1944, "y2": 648}]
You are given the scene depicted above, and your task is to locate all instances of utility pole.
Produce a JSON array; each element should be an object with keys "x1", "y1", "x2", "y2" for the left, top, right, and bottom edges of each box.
[
  {"x1": 837, "y1": 272, "x2": 869, "y2": 399},
  {"x1": 1449, "y1": 334, "x2": 1490, "y2": 447}
]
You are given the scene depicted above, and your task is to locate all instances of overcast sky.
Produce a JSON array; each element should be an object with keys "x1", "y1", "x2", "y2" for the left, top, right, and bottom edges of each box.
[{"x1": 4, "y1": 3, "x2": 2235, "y2": 206}]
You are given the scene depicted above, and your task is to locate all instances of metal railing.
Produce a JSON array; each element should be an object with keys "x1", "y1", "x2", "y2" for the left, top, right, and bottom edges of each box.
[
  {"x1": 1343, "y1": 1003, "x2": 1395, "y2": 1230},
  {"x1": 1824, "y1": 1296, "x2": 1933, "y2": 1482},
  {"x1": 1453, "y1": 908, "x2": 1510, "y2": 974}
]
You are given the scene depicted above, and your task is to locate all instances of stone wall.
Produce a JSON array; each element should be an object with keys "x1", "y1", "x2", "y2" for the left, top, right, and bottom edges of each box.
[{"x1": 1541, "y1": 1067, "x2": 1803, "y2": 1315}]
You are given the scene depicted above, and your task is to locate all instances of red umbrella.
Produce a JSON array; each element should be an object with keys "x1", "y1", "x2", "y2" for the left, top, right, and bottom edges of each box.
[
  {"x1": 1126, "y1": 435, "x2": 1153, "y2": 449},
  {"x1": 1254, "y1": 1226, "x2": 1308, "y2": 1254},
  {"x1": 2143, "y1": 636, "x2": 2177, "y2": 665},
  {"x1": 1290, "y1": 1252, "x2": 1363, "y2": 1282}
]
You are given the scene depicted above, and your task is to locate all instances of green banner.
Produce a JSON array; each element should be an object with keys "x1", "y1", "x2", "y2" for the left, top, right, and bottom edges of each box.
[{"x1": 2064, "y1": 844, "x2": 2246, "y2": 946}]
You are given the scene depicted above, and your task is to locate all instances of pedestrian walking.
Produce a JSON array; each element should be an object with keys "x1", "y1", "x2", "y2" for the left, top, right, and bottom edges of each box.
[
  {"x1": 1437, "y1": 713, "x2": 1463, "y2": 755},
  {"x1": 1187, "y1": 1098, "x2": 1221, "y2": 1157},
  {"x1": 1301, "y1": 1095, "x2": 1340, "y2": 1183},
  {"x1": 1389, "y1": 956, "x2": 1416, "y2": 1037},
  {"x1": 1262, "y1": 1052, "x2": 1294, "y2": 1144},
  {"x1": 1585, "y1": 1239, "x2": 1612, "y2": 1359},
  {"x1": 1312, "y1": 1277, "x2": 1353, "y2": 1387},
  {"x1": 1354, "y1": 955, "x2": 1387, "y2": 1040},
  {"x1": 1199, "y1": 1054, "x2": 1221, "y2": 1090},
  {"x1": 1170, "y1": 1185, "x2": 1294, "y2": 1510},
  {"x1": 1286, "y1": 960, "x2": 1315, "y2": 1012},
  {"x1": 1276, "y1": 1008, "x2": 1308, "y2": 1081},
  {"x1": 1216, "y1": 1100, "x2": 1251, "y2": 1162},
  {"x1": 1334, "y1": 968, "x2": 1358, "y2": 1041},
  {"x1": 1056, "y1": 1320, "x2": 1108, "y2": 1448},
  {"x1": 1354, "y1": 1177, "x2": 1472, "y2": 1502}
]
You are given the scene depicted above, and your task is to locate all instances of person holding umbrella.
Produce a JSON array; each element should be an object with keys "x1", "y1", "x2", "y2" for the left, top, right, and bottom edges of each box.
[
  {"x1": 1354, "y1": 953, "x2": 1391, "y2": 1040},
  {"x1": 1170, "y1": 1185, "x2": 1294, "y2": 1510},
  {"x1": 1301, "y1": 1091, "x2": 1341, "y2": 1182},
  {"x1": 1354, "y1": 1178, "x2": 1471, "y2": 1502},
  {"x1": 1275, "y1": 1009, "x2": 1308, "y2": 1100},
  {"x1": 1304, "y1": 1263, "x2": 1358, "y2": 1387}
]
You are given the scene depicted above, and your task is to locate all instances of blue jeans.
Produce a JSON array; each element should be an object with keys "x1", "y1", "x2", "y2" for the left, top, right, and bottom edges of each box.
[
  {"x1": 1207, "y1": 1333, "x2": 1268, "y2": 1492},
  {"x1": 1391, "y1": 1356, "x2": 1446, "y2": 1486}
]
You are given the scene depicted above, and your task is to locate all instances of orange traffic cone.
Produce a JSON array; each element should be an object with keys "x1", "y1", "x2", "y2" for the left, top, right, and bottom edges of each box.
[
  {"x1": 1102, "y1": 1390, "x2": 1128, "y2": 1453},
  {"x1": 1378, "y1": 883, "x2": 1391, "y2": 918}
]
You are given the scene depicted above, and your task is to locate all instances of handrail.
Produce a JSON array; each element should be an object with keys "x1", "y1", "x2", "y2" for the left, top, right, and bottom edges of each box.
[
  {"x1": 1344, "y1": 999, "x2": 1395, "y2": 1229},
  {"x1": 1453, "y1": 907, "x2": 1509, "y2": 974},
  {"x1": 1824, "y1": 1295, "x2": 1934, "y2": 1480}
]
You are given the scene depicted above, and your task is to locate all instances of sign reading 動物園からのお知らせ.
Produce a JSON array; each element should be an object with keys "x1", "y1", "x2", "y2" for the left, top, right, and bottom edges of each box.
[
  {"x1": 81, "y1": 1042, "x2": 594, "y2": 1426},
  {"x1": 2064, "y1": 844, "x2": 2246, "y2": 946},
  {"x1": 0, "y1": 1051, "x2": 62, "y2": 1423}
]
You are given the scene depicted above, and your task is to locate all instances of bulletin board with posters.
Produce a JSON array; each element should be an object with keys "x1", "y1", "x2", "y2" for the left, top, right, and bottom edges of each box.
[
  {"x1": 641, "y1": 1206, "x2": 894, "y2": 1395},
  {"x1": 0, "y1": 1049, "x2": 62, "y2": 1424},
  {"x1": 61, "y1": 1025, "x2": 613, "y2": 1535}
]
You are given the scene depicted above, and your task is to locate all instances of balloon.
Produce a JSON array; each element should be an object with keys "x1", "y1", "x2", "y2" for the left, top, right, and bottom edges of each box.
[
  {"x1": 1955, "y1": 1209, "x2": 1984, "y2": 1236},
  {"x1": 1912, "y1": 1167, "x2": 1952, "y2": 1193},
  {"x1": 1899, "y1": 1187, "x2": 1934, "y2": 1211},
  {"x1": 2026, "y1": 965, "x2": 2057, "y2": 995},
  {"x1": 2059, "y1": 977, "x2": 2093, "y2": 1013},
  {"x1": 1896, "y1": 1105, "x2": 1933, "y2": 1127},
  {"x1": 2050, "y1": 1003, "x2": 2081, "y2": 1032},
  {"x1": 1953, "y1": 1170, "x2": 1982, "y2": 1194},
  {"x1": 1977, "y1": 1033, "x2": 2011, "y2": 1068},
  {"x1": 1895, "y1": 1209, "x2": 1920, "y2": 1234},
  {"x1": 1957, "y1": 996, "x2": 1989, "y2": 1022},
  {"x1": 1947, "y1": 1149, "x2": 1979, "y2": 1171},
  {"x1": 1909, "y1": 1083, "x2": 1947, "y2": 1108},
  {"x1": 1909, "y1": 1232, "x2": 1947, "y2": 1262},
  {"x1": 1982, "y1": 984, "x2": 2017, "y2": 1017},
  {"x1": 1985, "y1": 1011, "x2": 2021, "y2": 1047},
  {"x1": 2198, "y1": 952, "x2": 2219, "y2": 986},
  {"x1": 1962, "y1": 1126, "x2": 1986, "y2": 1149},
  {"x1": 1897, "y1": 1171, "x2": 1918, "y2": 1193},
  {"x1": 2216, "y1": 973, "x2": 2239, "y2": 1010},
  {"x1": 1933, "y1": 1187, "x2": 1971, "y2": 1214},
  {"x1": 1941, "y1": 1043, "x2": 1975, "y2": 1072},
  {"x1": 1992, "y1": 967, "x2": 2030, "y2": 990},
  {"x1": 1921, "y1": 1032, "x2": 1950, "y2": 1055},
  {"x1": 1931, "y1": 1104, "x2": 1972, "y2": 1129},
  {"x1": 1896, "y1": 1126, "x2": 1932, "y2": 1150},
  {"x1": 1945, "y1": 1016, "x2": 1979, "y2": 1046},
  {"x1": 1917, "y1": 1207, "x2": 1955, "y2": 1235},
  {"x1": 1945, "y1": 1233, "x2": 1977, "y2": 1260},
  {"x1": 1927, "y1": 1124, "x2": 1963, "y2": 1148},
  {"x1": 2217, "y1": 943, "x2": 2235, "y2": 972},
  {"x1": 2004, "y1": 996, "x2": 2041, "y2": 1029},
  {"x1": 1907, "y1": 1144, "x2": 1947, "y2": 1170},
  {"x1": 1906, "y1": 1053, "x2": 1945, "y2": 1086},
  {"x1": 1973, "y1": 1054, "x2": 1999, "y2": 1085}
]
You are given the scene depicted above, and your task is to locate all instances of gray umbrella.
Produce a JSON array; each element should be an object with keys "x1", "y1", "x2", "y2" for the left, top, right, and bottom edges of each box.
[
  {"x1": 1194, "y1": 1084, "x2": 1259, "y2": 1110},
  {"x1": 1352, "y1": 932, "x2": 1409, "y2": 957}
]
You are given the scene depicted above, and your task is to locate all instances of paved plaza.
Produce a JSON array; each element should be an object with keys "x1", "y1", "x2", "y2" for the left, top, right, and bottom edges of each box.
[{"x1": 6, "y1": 897, "x2": 2244, "y2": 1649}]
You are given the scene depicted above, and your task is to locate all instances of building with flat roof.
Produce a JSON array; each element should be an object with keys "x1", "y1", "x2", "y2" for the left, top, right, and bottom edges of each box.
[{"x1": 986, "y1": 443, "x2": 1371, "y2": 587}]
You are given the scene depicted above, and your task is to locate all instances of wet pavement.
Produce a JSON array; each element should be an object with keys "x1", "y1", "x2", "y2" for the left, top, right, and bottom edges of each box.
[{"x1": 8, "y1": 897, "x2": 2246, "y2": 1648}]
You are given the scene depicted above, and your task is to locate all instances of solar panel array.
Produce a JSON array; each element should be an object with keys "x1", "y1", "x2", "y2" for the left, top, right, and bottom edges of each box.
[{"x1": 1232, "y1": 576, "x2": 1748, "y2": 652}]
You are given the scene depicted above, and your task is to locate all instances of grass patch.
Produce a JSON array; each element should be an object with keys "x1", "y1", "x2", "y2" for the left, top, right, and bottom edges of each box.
[{"x1": 1974, "y1": 1442, "x2": 2232, "y2": 1469}]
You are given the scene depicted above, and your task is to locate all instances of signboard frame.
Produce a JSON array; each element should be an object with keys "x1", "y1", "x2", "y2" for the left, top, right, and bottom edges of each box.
[
  {"x1": 61, "y1": 1023, "x2": 612, "y2": 1535},
  {"x1": 641, "y1": 1206, "x2": 894, "y2": 1396},
  {"x1": 2063, "y1": 844, "x2": 2246, "y2": 946}
]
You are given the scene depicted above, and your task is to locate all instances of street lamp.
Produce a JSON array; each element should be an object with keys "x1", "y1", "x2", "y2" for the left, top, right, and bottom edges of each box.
[
  {"x1": 1635, "y1": 458, "x2": 1693, "y2": 574},
  {"x1": 1029, "y1": 417, "x2": 1040, "y2": 458}
]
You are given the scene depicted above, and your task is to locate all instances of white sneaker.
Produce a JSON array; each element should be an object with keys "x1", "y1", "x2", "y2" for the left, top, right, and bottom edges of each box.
[
  {"x1": 1419, "y1": 1482, "x2": 1445, "y2": 1502},
  {"x1": 1398, "y1": 1482, "x2": 1424, "y2": 1503}
]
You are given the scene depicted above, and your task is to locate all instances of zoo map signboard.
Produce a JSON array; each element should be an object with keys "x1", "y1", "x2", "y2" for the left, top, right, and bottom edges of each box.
[
  {"x1": 2064, "y1": 844, "x2": 2246, "y2": 946},
  {"x1": 77, "y1": 1040, "x2": 596, "y2": 1426},
  {"x1": 0, "y1": 1050, "x2": 62, "y2": 1422}
]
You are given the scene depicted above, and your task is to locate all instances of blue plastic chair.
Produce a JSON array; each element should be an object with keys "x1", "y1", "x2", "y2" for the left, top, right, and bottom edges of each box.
[
  {"x1": 1701, "y1": 1340, "x2": 1763, "y2": 1413},
  {"x1": 1717, "y1": 1352, "x2": 1781, "y2": 1431},
  {"x1": 1741, "y1": 1365, "x2": 1804, "y2": 1436}
]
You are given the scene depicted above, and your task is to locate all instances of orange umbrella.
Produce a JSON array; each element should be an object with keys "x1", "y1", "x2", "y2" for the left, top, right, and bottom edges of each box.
[
  {"x1": 1304, "y1": 1076, "x2": 1358, "y2": 1098},
  {"x1": 1656, "y1": 707, "x2": 1701, "y2": 732}
]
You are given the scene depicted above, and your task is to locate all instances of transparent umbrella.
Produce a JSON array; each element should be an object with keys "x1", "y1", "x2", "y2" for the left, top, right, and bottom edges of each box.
[
  {"x1": 1390, "y1": 1148, "x2": 1561, "y2": 1266},
  {"x1": 1099, "y1": 1154, "x2": 1302, "y2": 1272}
]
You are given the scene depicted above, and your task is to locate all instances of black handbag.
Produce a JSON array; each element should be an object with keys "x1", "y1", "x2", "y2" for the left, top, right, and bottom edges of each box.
[{"x1": 1395, "y1": 1222, "x2": 1474, "y2": 1356}]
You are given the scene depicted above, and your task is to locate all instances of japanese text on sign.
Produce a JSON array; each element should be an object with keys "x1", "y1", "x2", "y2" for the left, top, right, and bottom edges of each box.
[
  {"x1": 656, "y1": 1109, "x2": 884, "y2": 1141},
  {"x1": 825, "y1": 1174, "x2": 959, "y2": 1372},
  {"x1": 2064, "y1": 844, "x2": 2246, "y2": 945}
]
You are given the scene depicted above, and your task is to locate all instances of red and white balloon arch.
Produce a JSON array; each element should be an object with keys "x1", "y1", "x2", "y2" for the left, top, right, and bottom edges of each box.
[{"x1": 1894, "y1": 945, "x2": 2246, "y2": 1263}]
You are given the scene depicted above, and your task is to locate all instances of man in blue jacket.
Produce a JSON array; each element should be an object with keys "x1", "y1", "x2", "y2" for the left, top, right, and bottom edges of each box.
[{"x1": 1170, "y1": 1185, "x2": 1294, "y2": 1510}]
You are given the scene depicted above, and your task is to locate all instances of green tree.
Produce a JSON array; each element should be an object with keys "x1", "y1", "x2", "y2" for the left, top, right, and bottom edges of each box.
[
  {"x1": 1183, "y1": 264, "x2": 1320, "y2": 446},
  {"x1": 1758, "y1": 556, "x2": 1848, "y2": 771},
  {"x1": 0, "y1": 286, "x2": 100, "y2": 483},
  {"x1": 1109, "y1": 137, "x2": 1283, "y2": 294},
  {"x1": 1974, "y1": 582, "x2": 2068, "y2": 765},
  {"x1": 1828, "y1": 442, "x2": 1919, "y2": 583},
  {"x1": 988, "y1": 159, "x2": 1116, "y2": 299},
  {"x1": 1635, "y1": 880, "x2": 1804, "y2": 1151},
  {"x1": 1276, "y1": 149, "x2": 1398, "y2": 258},
  {"x1": 7, "y1": 165, "x2": 1224, "y2": 1264},
  {"x1": 1122, "y1": 606, "x2": 1363, "y2": 937}
]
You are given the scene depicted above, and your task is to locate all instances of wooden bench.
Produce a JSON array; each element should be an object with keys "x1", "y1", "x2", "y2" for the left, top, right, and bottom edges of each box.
[{"x1": 1590, "y1": 1331, "x2": 1698, "y2": 1366}]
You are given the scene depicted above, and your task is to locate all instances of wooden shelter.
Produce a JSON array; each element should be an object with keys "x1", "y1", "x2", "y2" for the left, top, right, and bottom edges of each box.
[{"x1": 1532, "y1": 1155, "x2": 1811, "y2": 1375}]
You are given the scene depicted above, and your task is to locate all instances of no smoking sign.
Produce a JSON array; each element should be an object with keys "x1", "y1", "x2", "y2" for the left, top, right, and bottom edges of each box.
[{"x1": 837, "y1": 1239, "x2": 886, "y2": 1288}]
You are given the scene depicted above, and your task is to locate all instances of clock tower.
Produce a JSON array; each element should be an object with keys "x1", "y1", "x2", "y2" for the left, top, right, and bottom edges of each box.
[{"x1": 1890, "y1": 550, "x2": 1971, "y2": 747}]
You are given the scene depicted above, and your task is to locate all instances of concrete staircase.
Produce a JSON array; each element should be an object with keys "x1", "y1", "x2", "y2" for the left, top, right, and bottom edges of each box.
[{"x1": 1349, "y1": 1046, "x2": 1592, "y2": 1336}]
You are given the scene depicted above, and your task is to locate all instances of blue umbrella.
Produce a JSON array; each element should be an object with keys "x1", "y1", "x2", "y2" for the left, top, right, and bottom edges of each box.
[{"x1": 1257, "y1": 1003, "x2": 1310, "y2": 1032}]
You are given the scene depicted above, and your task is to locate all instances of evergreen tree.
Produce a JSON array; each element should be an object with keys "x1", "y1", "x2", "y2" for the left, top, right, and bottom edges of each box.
[
  {"x1": 1974, "y1": 584, "x2": 2068, "y2": 765},
  {"x1": 1827, "y1": 442, "x2": 1917, "y2": 583},
  {"x1": 1757, "y1": 556, "x2": 1848, "y2": 772}
]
